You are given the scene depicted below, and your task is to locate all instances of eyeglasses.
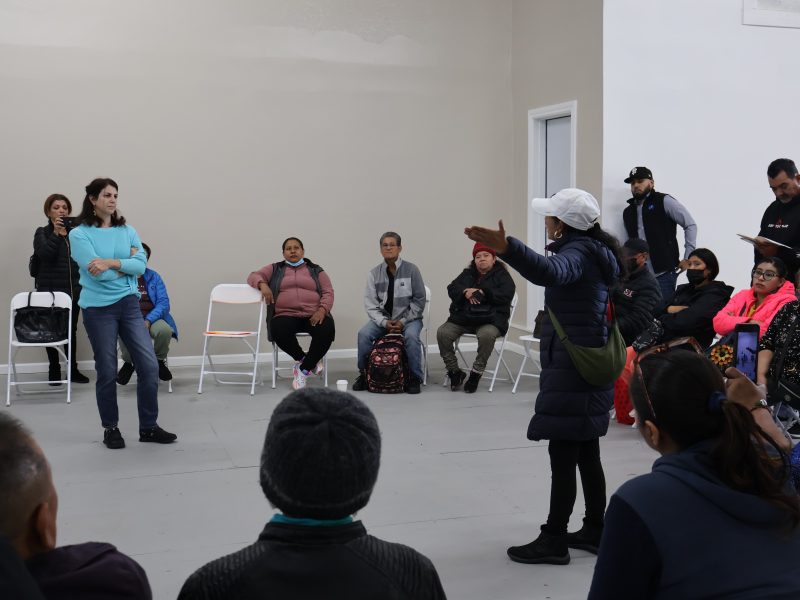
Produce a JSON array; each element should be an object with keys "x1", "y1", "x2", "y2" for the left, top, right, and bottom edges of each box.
[
  {"x1": 751, "y1": 268, "x2": 779, "y2": 281},
  {"x1": 632, "y1": 337, "x2": 703, "y2": 421}
]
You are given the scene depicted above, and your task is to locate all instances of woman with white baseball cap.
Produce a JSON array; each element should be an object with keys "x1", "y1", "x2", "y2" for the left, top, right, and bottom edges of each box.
[{"x1": 466, "y1": 188, "x2": 623, "y2": 566}]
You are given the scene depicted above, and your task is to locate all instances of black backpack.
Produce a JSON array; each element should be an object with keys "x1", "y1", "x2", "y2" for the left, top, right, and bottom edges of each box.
[{"x1": 366, "y1": 334, "x2": 408, "y2": 394}]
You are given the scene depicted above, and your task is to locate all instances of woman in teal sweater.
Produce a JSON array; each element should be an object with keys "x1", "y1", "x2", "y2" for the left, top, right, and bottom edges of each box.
[{"x1": 69, "y1": 178, "x2": 176, "y2": 449}]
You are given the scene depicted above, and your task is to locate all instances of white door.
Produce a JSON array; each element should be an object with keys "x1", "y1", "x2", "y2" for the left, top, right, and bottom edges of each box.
[{"x1": 527, "y1": 109, "x2": 574, "y2": 328}]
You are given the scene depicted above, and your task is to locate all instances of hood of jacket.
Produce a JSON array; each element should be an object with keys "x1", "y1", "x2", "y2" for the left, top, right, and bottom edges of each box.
[
  {"x1": 652, "y1": 441, "x2": 789, "y2": 529},
  {"x1": 547, "y1": 232, "x2": 619, "y2": 287},
  {"x1": 739, "y1": 279, "x2": 797, "y2": 308}
]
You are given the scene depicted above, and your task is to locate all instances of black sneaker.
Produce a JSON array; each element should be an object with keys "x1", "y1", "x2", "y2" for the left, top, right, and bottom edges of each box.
[
  {"x1": 507, "y1": 529, "x2": 570, "y2": 565},
  {"x1": 788, "y1": 423, "x2": 800, "y2": 439},
  {"x1": 352, "y1": 372, "x2": 367, "y2": 391},
  {"x1": 117, "y1": 362, "x2": 135, "y2": 385},
  {"x1": 48, "y1": 364, "x2": 61, "y2": 387},
  {"x1": 464, "y1": 371, "x2": 482, "y2": 393},
  {"x1": 71, "y1": 368, "x2": 90, "y2": 384},
  {"x1": 406, "y1": 376, "x2": 421, "y2": 395},
  {"x1": 103, "y1": 427, "x2": 125, "y2": 449},
  {"x1": 158, "y1": 360, "x2": 173, "y2": 381},
  {"x1": 448, "y1": 369, "x2": 466, "y2": 391},
  {"x1": 139, "y1": 426, "x2": 177, "y2": 444},
  {"x1": 565, "y1": 523, "x2": 603, "y2": 555}
]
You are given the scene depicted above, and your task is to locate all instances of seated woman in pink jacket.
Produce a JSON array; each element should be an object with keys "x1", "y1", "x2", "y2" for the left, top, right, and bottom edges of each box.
[
  {"x1": 713, "y1": 257, "x2": 796, "y2": 337},
  {"x1": 247, "y1": 237, "x2": 335, "y2": 390}
]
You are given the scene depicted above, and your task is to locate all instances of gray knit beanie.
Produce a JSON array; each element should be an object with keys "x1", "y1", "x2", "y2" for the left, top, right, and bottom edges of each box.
[{"x1": 260, "y1": 388, "x2": 381, "y2": 519}]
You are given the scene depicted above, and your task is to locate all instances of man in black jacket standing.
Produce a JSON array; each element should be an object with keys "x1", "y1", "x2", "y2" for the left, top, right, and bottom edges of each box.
[
  {"x1": 613, "y1": 239, "x2": 662, "y2": 345},
  {"x1": 754, "y1": 158, "x2": 800, "y2": 281},
  {"x1": 622, "y1": 167, "x2": 697, "y2": 307}
]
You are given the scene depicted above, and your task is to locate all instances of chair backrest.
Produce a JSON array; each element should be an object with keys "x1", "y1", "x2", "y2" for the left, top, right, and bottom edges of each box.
[
  {"x1": 205, "y1": 284, "x2": 265, "y2": 333},
  {"x1": 209, "y1": 284, "x2": 263, "y2": 304},
  {"x1": 10, "y1": 291, "x2": 72, "y2": 310},
  {"x1": 421, "y1": 285, "x2": 432, "y2": 331},
  {"x1": 507, "y1": 293, "x2": 519, "y2": 329}
]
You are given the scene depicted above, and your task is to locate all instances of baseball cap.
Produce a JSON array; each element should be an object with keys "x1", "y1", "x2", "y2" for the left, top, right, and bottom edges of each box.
[
  {"x1": 624, "y1": 166, "x2": 653, "y2": 184},
  {"x1": 623, "y1": 238, "x2": 650, "y2": 255},
  {"x1": 530, "y1": 188, "x2": 600, "y2": 231}
]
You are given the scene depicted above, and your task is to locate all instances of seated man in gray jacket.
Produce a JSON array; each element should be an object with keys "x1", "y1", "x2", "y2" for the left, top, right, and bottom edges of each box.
[{"x1": 353, "y1": 232, "x2": 427, "y2": 394}]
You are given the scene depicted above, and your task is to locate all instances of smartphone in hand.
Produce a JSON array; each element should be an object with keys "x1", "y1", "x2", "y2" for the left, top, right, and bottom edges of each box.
[{"x1": 734, "y1": 323, "x2": 760, "y2": 382}]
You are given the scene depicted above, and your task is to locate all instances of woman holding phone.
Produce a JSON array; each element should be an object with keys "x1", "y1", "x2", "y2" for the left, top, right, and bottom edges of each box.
[
  {"x1": 69, "y1": 178, "x2": 176, "y2": 450},
  {"x1": 32, "y1": 194, "x2": 89, "y2": 384}
]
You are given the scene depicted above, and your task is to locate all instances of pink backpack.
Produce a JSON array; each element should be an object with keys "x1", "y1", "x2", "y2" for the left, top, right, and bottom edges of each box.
[{"x1": 366, "y1": 334, "x2": 408, "y2": 394}]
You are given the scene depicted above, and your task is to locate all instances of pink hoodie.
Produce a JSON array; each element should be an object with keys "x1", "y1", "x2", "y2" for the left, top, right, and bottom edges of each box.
[{"x1": 713, "y1": 279, "x2": 796, "y2": 337}]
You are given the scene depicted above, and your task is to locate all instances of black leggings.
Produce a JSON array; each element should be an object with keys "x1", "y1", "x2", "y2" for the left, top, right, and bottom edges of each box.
[
  {"x1": 270, "y1": 315, "x2": 335, "y2": 372},
  {"x1": 544, "y1": 438, "x2": 606, "y2": 534}
]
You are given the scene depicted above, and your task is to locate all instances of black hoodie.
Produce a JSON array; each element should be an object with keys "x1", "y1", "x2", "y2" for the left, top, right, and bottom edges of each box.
[{"x1": 659, "y1": 280, "x2": 733, "y2": 348}]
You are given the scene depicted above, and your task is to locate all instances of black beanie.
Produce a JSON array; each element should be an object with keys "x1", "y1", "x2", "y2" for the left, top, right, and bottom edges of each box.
[{"x1": 260, "y1": 388, "x2": 381, "y2": 520}]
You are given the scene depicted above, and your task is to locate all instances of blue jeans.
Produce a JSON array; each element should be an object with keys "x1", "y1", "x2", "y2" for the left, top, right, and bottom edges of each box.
[
  {"x1": 357, "y1": 319, "x2": 423, "y2": 380},
  {"x1": 82, "y1": 295, "x2": 159, "y2": 429},
  {"x1": 656, "y1": 270, "x2": 678, "y2": 308}
]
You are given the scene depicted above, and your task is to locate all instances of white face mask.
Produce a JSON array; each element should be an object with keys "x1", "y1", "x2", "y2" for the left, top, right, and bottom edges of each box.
[{"x1": 286, "y1": 258, "x2": 305, "y2": 267}]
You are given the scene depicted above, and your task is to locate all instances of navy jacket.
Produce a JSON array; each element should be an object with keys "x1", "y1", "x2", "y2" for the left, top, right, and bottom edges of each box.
[
  {"x1": 501, "y1": 234, "x2": 619, "y2": 441},
  {"x1": 590, "y1": 442, "x2": 800, "y2": 599}
]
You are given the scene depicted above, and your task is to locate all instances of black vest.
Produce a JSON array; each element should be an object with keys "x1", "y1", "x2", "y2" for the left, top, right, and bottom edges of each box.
[
  {"x1": 622, "y1": 191, "x2": 679, "y2": 273},
  {"x1": 266, "y1": 260, "x2": 324, "y2": 341}
]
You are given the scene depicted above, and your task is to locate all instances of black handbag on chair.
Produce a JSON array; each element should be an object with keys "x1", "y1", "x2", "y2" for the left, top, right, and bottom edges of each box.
[{"x1": 14, "y1": 292, "x2": 69, "y2": 344}]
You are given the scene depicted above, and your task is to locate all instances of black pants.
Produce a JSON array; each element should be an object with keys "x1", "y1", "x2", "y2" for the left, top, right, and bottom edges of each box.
[
  {"x1": 45, "y1": 296, "x2": 80, "y2": 370},
  {"x1": 544, "y1": 438, "x2": 606, "y2": 534},
  {"x1": 270, "y1": 315, "x2": 335, "y2": 372}
]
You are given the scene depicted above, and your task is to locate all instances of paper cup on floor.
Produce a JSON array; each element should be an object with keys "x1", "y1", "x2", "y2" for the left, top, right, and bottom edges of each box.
[{"x1": 336, "y1": 379, "x2": 348, "y2": 392}]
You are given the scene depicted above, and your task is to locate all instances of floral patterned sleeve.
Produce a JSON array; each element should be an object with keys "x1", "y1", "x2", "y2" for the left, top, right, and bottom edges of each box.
[{"x1": 759, "y1": 302, "x2": 798, "y2": 352}]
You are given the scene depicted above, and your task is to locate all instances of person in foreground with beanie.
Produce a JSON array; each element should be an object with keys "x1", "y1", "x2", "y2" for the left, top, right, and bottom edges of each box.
[
  {"x1": 178, "y1": 388, "x2": 447, "y2": 600},
  {"x1": 436, "y1": 242, "x2": 516, "y2": 392}
]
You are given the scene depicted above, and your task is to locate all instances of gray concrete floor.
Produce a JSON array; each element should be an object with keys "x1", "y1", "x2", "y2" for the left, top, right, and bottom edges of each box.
[{"x1": 6, "y1": 357, "x2": 656, "y2": 600}]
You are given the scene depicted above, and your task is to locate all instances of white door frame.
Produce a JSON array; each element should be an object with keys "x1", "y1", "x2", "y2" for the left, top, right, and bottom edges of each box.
[{"x1": 526, "y1": 100, "x2": 578, "y2": 329}]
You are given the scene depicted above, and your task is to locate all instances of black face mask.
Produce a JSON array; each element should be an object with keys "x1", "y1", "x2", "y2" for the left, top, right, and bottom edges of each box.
[
  {"x1": 626, "y1": 258, "x2": 639, "y2": 272},
  {"x1": 686, "y1": 268, "x2": 706, "y2": 285}
]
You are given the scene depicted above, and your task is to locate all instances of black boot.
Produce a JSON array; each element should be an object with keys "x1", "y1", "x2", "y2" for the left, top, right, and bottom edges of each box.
[
  {"x1": 117, "y1": 362, "x2": 134, "y2": 385},
  {"x1": 507, "y1": 528, "x2": 570, "y2": 565},
  {"x1": 158, "y1": 360, "x2": 173, "y2": 381},
  {"x1": 48, "y1": 363, "x2": 61, "y2": 387},
  {"x1": 71, "y1": 366, "x2": 90, "y2": 384},
  {"x1": 352, "y1": 370, "x2": 367, "y2": 391},
  {"x1": 448, "y1": 369, "x2": 466, "y2": 391},
  {"x1": 463, "y1": 370, "x2": 482, "y2": 393},
  {"x1": 565, "y1": 521, "x2": 603, "y2": 555}
]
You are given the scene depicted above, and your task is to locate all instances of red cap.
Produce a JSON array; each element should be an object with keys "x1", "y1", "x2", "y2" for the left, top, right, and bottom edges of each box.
[{"x1": 472, "y1": 242, "x2": 497, "y2": 258}]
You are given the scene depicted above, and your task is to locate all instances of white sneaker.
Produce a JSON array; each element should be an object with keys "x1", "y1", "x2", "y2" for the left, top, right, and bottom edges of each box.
[
  {"x1": 292, "y1": 363, "x2": 307, "y2": 390},
  {"x1": 314, "y1": 362, "x2": 324, "y2": 377}
]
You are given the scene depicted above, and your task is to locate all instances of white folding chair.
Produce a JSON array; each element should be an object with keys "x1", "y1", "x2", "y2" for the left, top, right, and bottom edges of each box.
[
  {"x1": 454, "y1": 293, "x2": 518, "y2": 392},
  {"x1": 7, "y1": 291, "x2": 72, "y2": 406},
  {"x1": 271, "y1": 334, "x2": 328, "y2": 389},
  {"x1": 198, "y1": 284, "x2": 264, "y2": 396},
  {"x1": 418, "y1": 285, "x2": 432, "y2": 385},
  {"x1": 512, "y1": 334, "x2": 541, "y2": 393}
]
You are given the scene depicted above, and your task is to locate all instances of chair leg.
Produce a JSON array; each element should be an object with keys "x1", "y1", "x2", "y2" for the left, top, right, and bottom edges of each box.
[
  {"x1": 512, "y1": 353, "x2": 529, "y2": 394},
  {"x1": 198, "y1": 336, "x2": 210, "y2": 393},
  {"x1": 271, "y1": 344, "x2": 278, "y2": 389}
]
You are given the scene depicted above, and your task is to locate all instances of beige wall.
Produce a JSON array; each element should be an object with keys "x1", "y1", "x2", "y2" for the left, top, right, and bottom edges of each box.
[
  {"x1": 510, "y1": 0, "x2": 604, "y2": 322},
  {"x1": 0, "y1": 0, "x2": 516, "y2": 367}
]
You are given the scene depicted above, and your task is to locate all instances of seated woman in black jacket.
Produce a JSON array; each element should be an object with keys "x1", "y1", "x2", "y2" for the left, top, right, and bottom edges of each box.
[
  {"x1": 657, "y1": 248, "x2": 732, "y2": 349},
  {"x1": 32, "y1": 194, "x2": 89, "y2": 384},
  {"x1": 437, "y1": 243, "x2": 516, "y2": 393}
]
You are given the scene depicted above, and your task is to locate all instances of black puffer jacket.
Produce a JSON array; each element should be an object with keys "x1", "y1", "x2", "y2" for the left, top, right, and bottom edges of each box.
[
  {"x1": 33, "y1": 223, "x2": 80, "y2": 297},
  {"x1": 659, "y1": 280, "x2": 733, "y2": 349},
  {"x1": 445, "y1": 262, "x2": 516, "y2": 335}
]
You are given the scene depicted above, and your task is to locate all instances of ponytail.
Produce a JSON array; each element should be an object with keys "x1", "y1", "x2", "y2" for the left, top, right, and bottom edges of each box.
[{"x1": 713, "y1": 402, "x2": 800, "y2": 529}]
